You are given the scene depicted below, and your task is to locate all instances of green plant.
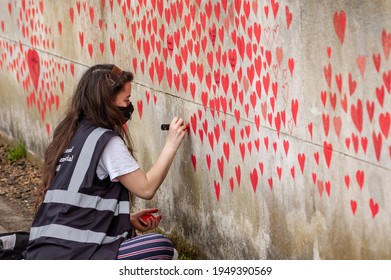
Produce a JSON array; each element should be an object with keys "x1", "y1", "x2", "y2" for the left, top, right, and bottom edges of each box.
[
  {"x1": 151, "y1": 228, "x2": 203, "y2": 260},
  {"x1": 7, "y1": 140, "x2": 27, "y2": 161}
]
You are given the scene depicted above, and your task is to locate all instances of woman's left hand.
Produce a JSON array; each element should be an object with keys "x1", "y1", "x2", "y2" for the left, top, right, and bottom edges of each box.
[{"x1": 130, "y1": 208, "x2": 162, "y2": 232}]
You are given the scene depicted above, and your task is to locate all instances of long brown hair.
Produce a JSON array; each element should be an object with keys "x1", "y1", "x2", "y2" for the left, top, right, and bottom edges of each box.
[{"x1": 36, "y1": 64, "x2": 134, "y2": 209}]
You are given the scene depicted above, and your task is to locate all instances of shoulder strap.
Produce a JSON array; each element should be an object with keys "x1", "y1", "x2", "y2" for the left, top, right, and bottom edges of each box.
[{"x1": 67, "y1": 127, "x2": 109, "y2": 192}]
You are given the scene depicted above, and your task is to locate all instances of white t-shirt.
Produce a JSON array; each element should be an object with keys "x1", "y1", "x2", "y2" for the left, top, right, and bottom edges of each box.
[{"x1": 96, "y1": 136, "x2": 140, "y2": 181}]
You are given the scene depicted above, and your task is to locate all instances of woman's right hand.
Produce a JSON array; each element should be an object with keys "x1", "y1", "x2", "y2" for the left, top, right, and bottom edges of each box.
[{"x1": 166, "y1": 117, "x2": 187, "y2": 151}]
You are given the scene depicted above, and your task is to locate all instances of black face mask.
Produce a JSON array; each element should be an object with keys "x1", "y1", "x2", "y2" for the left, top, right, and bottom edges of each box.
[{"x1": 117, "y1": 102, "x2": 134, "y2": 122}]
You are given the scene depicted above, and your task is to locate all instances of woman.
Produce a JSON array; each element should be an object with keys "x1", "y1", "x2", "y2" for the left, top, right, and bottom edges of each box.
[{"x1": 23, "y1": 64, "x2": 187, "y2": 259}]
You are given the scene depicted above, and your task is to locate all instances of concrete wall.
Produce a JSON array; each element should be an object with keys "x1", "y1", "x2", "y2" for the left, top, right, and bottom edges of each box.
[{"x1": 1, "y1": 0, "x2": 390, "y2": 259}]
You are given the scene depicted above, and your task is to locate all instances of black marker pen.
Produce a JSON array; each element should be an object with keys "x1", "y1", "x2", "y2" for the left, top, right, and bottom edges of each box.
[{"x1": 161, "y1": 124, "x2": 170, "y2": 130}]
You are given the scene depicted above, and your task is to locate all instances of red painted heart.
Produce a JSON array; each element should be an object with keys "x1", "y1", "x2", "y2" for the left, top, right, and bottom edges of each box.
[
  {"x1": 372, "y1": 131, "x2": 382, "y2": 161},
  {"x1": 379, "y1": 112, "x2": 390, "y2": 139},
  {"x1": 323, "y1": 141, "x2": 333, "y2": 168},
  {"x1": 369, "y1": 198, "x2": 379, "y2": 218},
  {"x1": 382, "y1": 29, "x2": 391, "y2": 60},
  {"x1": 351, "y1": 99, "x2": 363, "y2": 133},
  {"x1": 355, "y1": 170, "x2": 364, "y2": 190},
  {"x1": 350, "y1": 200, "x2": 357, "y2": 215},
  {"x1": 26, "y1": 49, "x2": 40, "y2": 90},
  {"x1": 214, "y1": 180, "x2": 220, "y2": 201},
  {"x1": 250, "y1": 168, "x2": 258, "y2": 193},
  {"x1": 333, "y1": 10, "x2": 346, "y2": 44}
]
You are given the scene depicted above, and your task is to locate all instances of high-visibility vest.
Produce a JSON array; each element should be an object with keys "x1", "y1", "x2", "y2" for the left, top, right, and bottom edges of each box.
[{"x1": 24, "y1": 120, "x2": 132, "y2": 259}]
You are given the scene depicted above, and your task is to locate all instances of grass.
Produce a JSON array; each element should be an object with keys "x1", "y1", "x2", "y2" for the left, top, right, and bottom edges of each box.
[
  {"x1": 150, "y1": 228, "x2": 204, "y2": 260},
  {"x1": 7, "y1": 140, "x2": 27, "y2": 161},
  {"x1": 166, "y1": 229, "x2": 203, "y2": 260}
]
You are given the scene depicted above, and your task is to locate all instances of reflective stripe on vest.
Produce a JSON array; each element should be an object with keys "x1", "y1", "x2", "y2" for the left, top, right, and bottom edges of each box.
[
  {"x1": 43, "y1": 189, "x2": 130, "y2": 215},
  {"x1": 68, "y1": 127, "x2": 109, "y2": 192},
  {"x1": 29, "y1": 224, "x2": 128, "y2": 244}
]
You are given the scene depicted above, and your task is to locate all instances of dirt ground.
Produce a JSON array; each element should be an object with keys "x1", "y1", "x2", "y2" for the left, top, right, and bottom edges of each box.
[{"x1": 0, "y1": 141, "x2": 40, "y2": 230}]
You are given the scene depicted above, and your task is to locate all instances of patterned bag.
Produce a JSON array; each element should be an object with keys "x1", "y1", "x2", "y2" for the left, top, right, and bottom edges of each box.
[{"x1": 0, "y1": 231, "x2": 29, "y2": 260}]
